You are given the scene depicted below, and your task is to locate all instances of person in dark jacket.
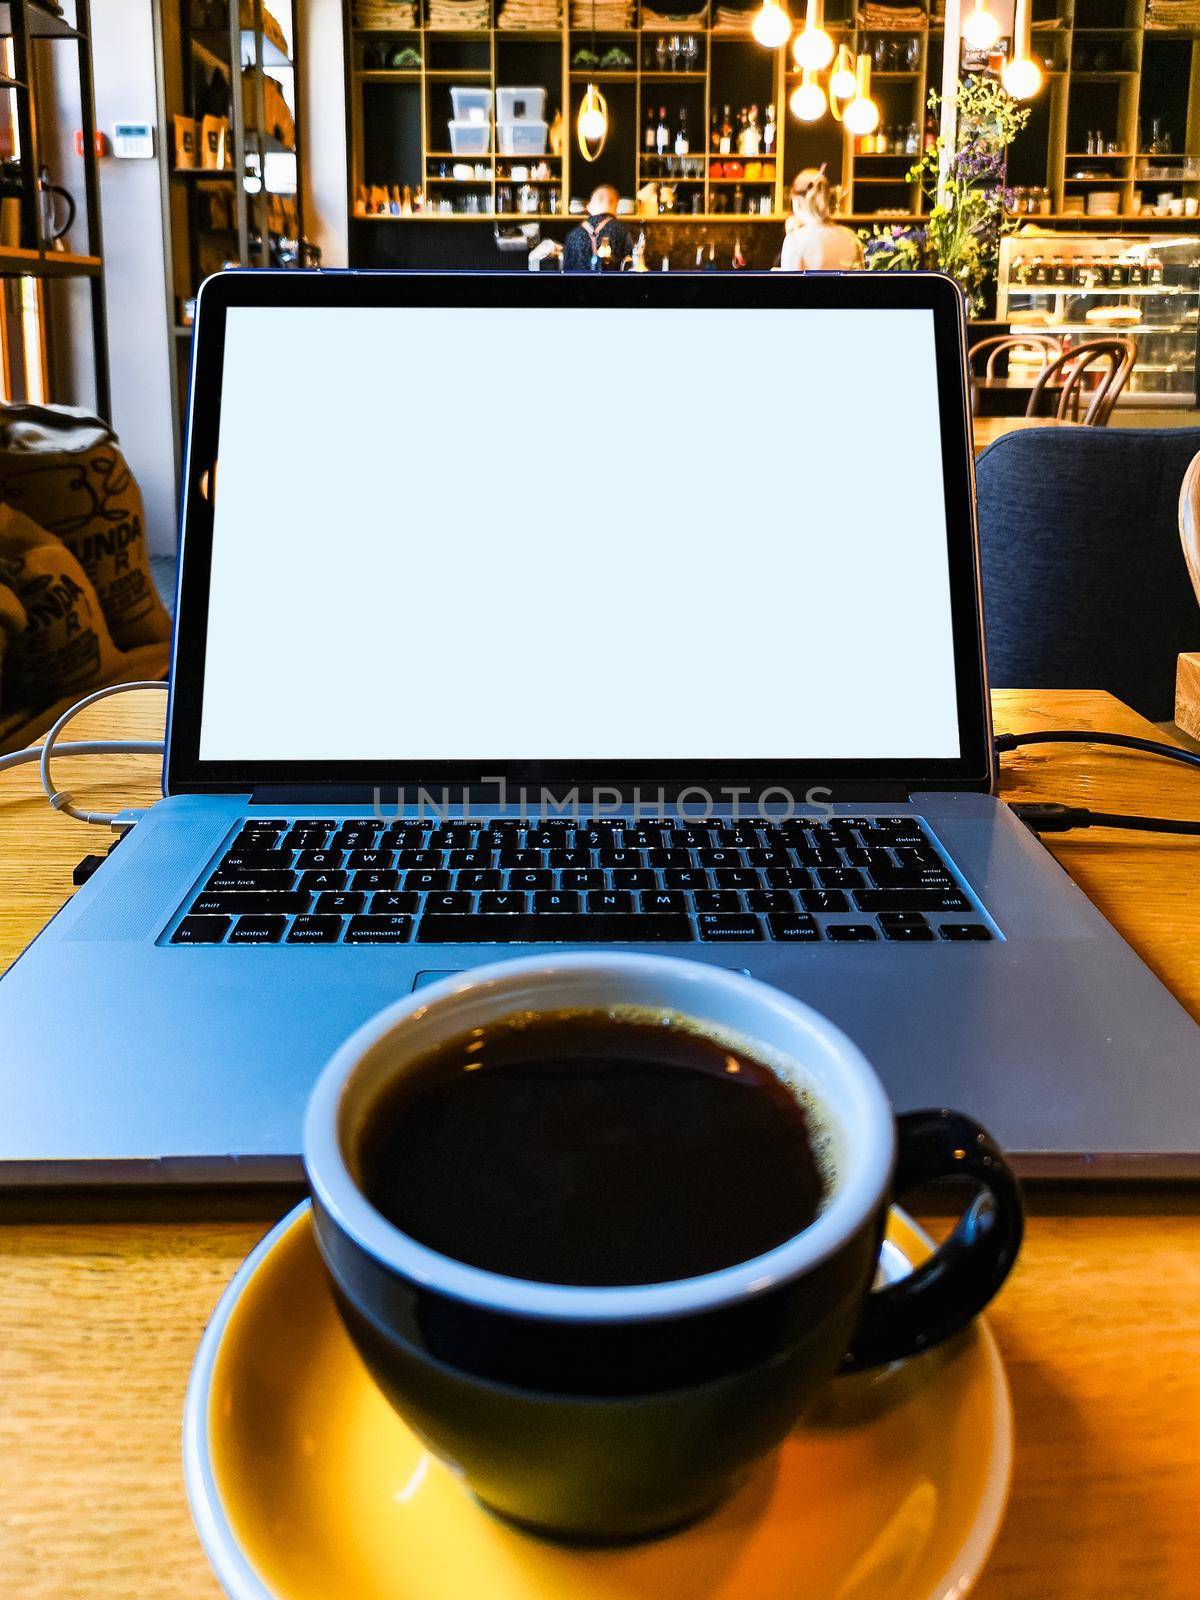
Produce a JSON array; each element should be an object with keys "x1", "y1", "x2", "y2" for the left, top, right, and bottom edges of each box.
[{"x1": 562, "y1": 184, "x2": 633, "y2": 272}]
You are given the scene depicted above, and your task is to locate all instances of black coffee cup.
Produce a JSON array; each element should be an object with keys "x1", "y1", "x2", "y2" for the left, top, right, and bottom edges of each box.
[{"x1": 304, "y1": 954, "x2": 1022, "y2": 1542}]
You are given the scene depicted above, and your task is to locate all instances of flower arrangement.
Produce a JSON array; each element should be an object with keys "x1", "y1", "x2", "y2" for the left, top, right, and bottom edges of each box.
[{"x1": 860, "y1": 77, "x2": 1032, "y2": 314}]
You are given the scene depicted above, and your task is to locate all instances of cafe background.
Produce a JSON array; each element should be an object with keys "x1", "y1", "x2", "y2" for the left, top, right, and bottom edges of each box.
[{"x1": 3, "y1": 0, "x2": 1200, "y2": 567}]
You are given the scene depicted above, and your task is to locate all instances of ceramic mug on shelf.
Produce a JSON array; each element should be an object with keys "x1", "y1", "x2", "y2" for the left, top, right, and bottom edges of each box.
[{"x1": 304, "y1": 954, "x2": 1023, "y2": 1542}]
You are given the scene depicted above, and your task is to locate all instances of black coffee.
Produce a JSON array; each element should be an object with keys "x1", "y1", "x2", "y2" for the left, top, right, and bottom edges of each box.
[{"x1": 356, "y1": 1009, "x2": 830, "y2": 1287}]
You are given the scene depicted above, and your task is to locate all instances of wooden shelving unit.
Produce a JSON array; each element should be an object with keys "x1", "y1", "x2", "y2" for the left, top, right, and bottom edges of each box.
[
  {"x1": 0, "y1": 0, "x2": 109, "y2": 416},
  {"x1": 161, "y1": 0, "x2": 307, "y2": 426},
  {"x1": 344, "y1": 0, "x2": 1200, "y2": 267}
]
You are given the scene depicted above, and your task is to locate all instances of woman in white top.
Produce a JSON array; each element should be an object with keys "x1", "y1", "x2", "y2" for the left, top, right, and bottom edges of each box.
[{"x1": 780, "y1": 168, "x2": 864, "y2": 272}]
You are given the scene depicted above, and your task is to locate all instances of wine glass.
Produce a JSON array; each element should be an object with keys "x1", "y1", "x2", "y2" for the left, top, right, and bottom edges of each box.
[
  {"x1": 654, "y1": 34, "x2": 667, "y2": 72},
  {"x1": 683, "y1": 33, "x2": 699, "y2": 73},
  {"x1": 668, "y1": 34, "x2": 682, "y2": 72}
]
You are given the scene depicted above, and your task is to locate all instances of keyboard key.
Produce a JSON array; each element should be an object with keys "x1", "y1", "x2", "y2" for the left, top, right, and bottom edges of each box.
[
  {"x1": 646, "y1": 848, "x2": 694, "y2": 868},
  {"x1": 638, "y1": 890, "x2": 685, "y2": 913},
  {"x1": 447, "y1": 849, "x2": 494, "y2": 870},
  {"x1": 585, "y1": 891, "x2": 634, "y2": 913},
  {"x1": 456, "y1": 869, "x2": 503, "y2": 891},
  {"x1": 351, "y1": 870, "x2": 399, "y2": 892},
  {"x1": 171, "y1": 915, "x2": 231, "y2": 944},
  {"x1": 397, "y1": 850, "x2": 443, "y2": 869},
  {"x1": 560, "y1": 868, "x2": 605, "y2": 890},
  {"x1": 425, "y1": 892, "x2": 474, "y2": 913},
  {"x1": 314, "y1": 891, "x2": 366, "y2": 915},
  {"x1": 827, "y1": 924, "x2": 879, "y2": 942},
  {"x1": 712, "y1": 868, "x2": 760, "y2": 889},
  {"x1": 286, "y1": 916, "x2": 343, "y2": 943},
  {"x1": 878, "y1": 911, "x2": 929, "y2": 927},
  {"x1": 799, "y1": 889, "x2": 849, "y2": 914},
  {"x1": 880, "y1": 924, "x2": 935, "y2": 942},
  {"x1": 427, "y1": 828, "x2": 475, "y2": 849},
  {"x1": 611, "y1": 869, "x2": 658, "y2": 890},
  {"x1": 498, "y1": 849, "x2": 543, "y2": 869},
  {"x1": 222, "y1": 849, "x2": 294, "y2": 869},
  {"x1": 767, "y1": 914, "x2": 821, "y2": 941},
  {"x1": 207, "y1": 870, "x2": 297, "y2": 892},
  {"x1": 816, "y1": 868, "x2": 866, "y2": 889},
  {"x1": 664, "y1": 868, "x2": 708, "y2": 890},
  {"x1": 294, "y1": 850, "x2": 344, "y2": 871},
  {"x1": 548, "y1": 848, "x2": 592, "y2": 870},
  {"x1": 621, "y1": 829, "x2": 666, "y2": 849},
  {"x1": 345, "y1": 915, "x2": 414, "y2": 943},
  {"x1": 853, "y1": 890, "x2": 970, "y2": 914},
  {"x1": 370, "y1": 891, "x2": 420, "y2": 914},
  {"x1": 600, "y1": 850, "x2": 644, "y2": 869},
  {"x1": 765, "y1": 867, "x2": 810, "y2": 889},
  {"x1": 697, "y1": 848, "x2": 741, "y2": 868},
  {"x1": 346, "y1": 850, "x2": 394, "y2": 870},
  {"x1": 698, "y1": 914, "x2": 763, "y2": 942},
  {"x1": 416, "y1": 913, "x2": 693, "y2": 943},
  {"x1": 694, "y1": 890, "x2": 743, "y2": 913},
  {"x1": 939, "y1": 924, "x2": 992, "y2": 941},
  {"x1": 297, "y1": 869, "x2": 348, "y2": 893},
  {"x1": 532, "y1": 890, "x2": 581, "y2": 913},
  {"x1": 479, "y1": 891, "x2": 529, "y2": 913},
  {"x1": 229, "y1": 915, "x2": 287, "y2": 944},
  {"x1": 402, "y1": 870, "x2": 451, "y2": 891},
  {"x1": 507, "y1": 870, "x2": 554, "y2": 891},
  {"x1": 192, "y1": 892, "x2": 309, "y2": 915},
  {"x1": 746, "y1": 889, "x2": 797, "y2": 913}
]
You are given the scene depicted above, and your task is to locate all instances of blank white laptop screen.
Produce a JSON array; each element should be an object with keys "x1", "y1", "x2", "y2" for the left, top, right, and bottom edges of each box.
[{"x1": 198, "y1": 304, "x2": 961, "y2": 762}]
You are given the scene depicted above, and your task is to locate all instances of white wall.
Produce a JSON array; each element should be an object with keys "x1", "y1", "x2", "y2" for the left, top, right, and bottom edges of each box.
[
  {"x1": 91, "y1": 0, "x2": 179, "y2": 555},
  {"x1": 297, "y1": 0, "x2": 349, "y2": 268}
]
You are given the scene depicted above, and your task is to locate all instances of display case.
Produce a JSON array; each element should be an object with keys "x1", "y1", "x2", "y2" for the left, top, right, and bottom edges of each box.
[{"x1": 997, "y1": 230, "x2": 1200, "y2": 406}]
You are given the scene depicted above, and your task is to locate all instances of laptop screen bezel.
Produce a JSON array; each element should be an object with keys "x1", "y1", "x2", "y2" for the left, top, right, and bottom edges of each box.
[{"x1": 166, "y1": 268, "x2": 992, "y2": 796}]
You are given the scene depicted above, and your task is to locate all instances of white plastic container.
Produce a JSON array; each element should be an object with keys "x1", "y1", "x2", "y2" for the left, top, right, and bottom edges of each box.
[
  {"x1": 451, "y1": 86, "x2": 493, "y2": 124},
  {"x1": 449, "y1": 119, "x2": 491, "y2": 155},
  {"x1": 497, "y1": 119, "x2": 548, "y2": 156},
  {"x1": 496, "y1": 86, "x2": 547, "y2": 125}
]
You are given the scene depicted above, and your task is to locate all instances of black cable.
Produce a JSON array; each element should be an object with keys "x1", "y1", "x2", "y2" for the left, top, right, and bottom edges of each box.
[
  {"x1": 995, "y1": 729, "x2": 1200, "y2": 772},
  {"x1": 997, "y1": 728, "x2": 1200, "y2": 834},
  {"x1": 1010, "y1": 803, "x2": 1200, "y2": 836}
]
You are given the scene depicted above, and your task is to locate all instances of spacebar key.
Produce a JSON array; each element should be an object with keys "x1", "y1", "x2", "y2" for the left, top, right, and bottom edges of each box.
[{"x1": 417, "y1": 913, "x2": 694, "y2": 943}]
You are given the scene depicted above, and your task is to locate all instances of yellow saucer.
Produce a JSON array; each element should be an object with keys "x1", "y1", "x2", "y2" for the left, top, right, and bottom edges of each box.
[{"x1": 185, "y1": 1204, "x2": 1012, "y2": 1600}]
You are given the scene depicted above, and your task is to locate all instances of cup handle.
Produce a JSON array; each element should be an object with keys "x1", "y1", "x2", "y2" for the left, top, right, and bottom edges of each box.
[{"x1": 842, "y1": 1109, "x2": 1024, "y2": 1372}]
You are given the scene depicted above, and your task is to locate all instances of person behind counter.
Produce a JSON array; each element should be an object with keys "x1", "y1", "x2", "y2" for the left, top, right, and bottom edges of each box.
[
  {"x1": 563, "y1": 184, "x2": 634, "y2": 272},
  {"x1": 780, "y1": 168, "x2": 864, "y2": 272}
]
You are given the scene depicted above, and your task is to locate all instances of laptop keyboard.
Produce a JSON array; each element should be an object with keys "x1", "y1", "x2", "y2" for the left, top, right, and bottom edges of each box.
[{"x1": 167, "y1": 816, "x2": 993, "y2": 946}]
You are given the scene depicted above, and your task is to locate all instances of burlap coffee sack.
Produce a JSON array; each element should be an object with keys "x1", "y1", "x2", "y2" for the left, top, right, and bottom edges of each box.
[
  {"x1": 0, "y1": 503, "x2": 122, "y2": 709},
  {"x1": 0, "y1": 403, "x2": 171, "y2": 650},
  {"x1": 0, "y1": 576, "x2": 26, "y2": 712}
]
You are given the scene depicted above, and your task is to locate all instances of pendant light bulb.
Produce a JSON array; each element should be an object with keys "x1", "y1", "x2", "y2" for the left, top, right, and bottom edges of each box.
[
  {"x1": 576, "y1": 83, "x2": 609, "y2": 159},
  {"x1": 830, "y1": 44, "x2": 857, "y2": 102},
  {"x1": 751, "y1": 0, "x2": 791, "y2": 49},
  {"x1": 792, "y1": 0, "x2": 834, "y2": 69},
  {"x1": 843, "y1": 52, "x2": 879, "y2": 136},
  {"x1": 1002, "y1": 0, "x2": 1044, "y2": 100},
  {"x1": 1000, "y1": 53, "x2": 1042, "y2": 98},
  {"x1": 961, "y1": 0, "x2": 1001, "y2": 51},
  {"x1": 789, "y1": 69, "x2": 827, "y2": 122}
]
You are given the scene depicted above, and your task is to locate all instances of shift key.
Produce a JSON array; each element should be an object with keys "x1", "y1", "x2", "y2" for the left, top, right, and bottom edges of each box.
[{"x1": 192, "y1": 891, "x2": 310, "y2": 915}]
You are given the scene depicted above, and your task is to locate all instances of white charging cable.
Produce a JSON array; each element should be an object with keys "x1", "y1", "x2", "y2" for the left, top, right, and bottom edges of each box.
[{"x1": 0, "y1": 679, "x2": 167, "y2": 828}]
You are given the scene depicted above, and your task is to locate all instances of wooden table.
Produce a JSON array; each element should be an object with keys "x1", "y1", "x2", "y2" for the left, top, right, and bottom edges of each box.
[
  {"x1": 1, "y1": 688, "x2": 1198, "y2": 1600},
  {"x1": 1178, "y1": 652, "x2": 1200, "y2": 743},
  {"x1": 972, "y1": 415, "x2": 1074, "y2": 454}
]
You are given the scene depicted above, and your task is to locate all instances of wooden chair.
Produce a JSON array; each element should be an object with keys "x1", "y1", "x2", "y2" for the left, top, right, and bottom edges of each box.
[
  {"x1": 1026, "y1": 337, "x2": 1136, "y2": 426},
  {"x1": 1178, "y1": 449, "x2": 1200, "y2": 608},
  {"x1": 968, "y1": 333, "x2": 1064, "y2": 383},
  {"x1": 967, "y1": 335, "x2": 1062, "y2": 417}
]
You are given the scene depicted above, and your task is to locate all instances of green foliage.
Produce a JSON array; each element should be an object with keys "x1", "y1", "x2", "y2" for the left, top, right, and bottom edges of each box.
[{"x1": 861, "y1": 78, "x2": 1032, "y2": 314}]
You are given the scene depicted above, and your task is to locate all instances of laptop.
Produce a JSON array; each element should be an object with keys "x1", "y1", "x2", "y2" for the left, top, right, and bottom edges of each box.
[{"x1": 1, "y1": 268, "x2": 1197, "y2": 1185}]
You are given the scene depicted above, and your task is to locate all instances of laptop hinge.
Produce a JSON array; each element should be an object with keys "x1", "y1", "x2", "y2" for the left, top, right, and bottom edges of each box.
[{"x1": 247, "y1": 782, "x2": 916, "y2": 810}]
